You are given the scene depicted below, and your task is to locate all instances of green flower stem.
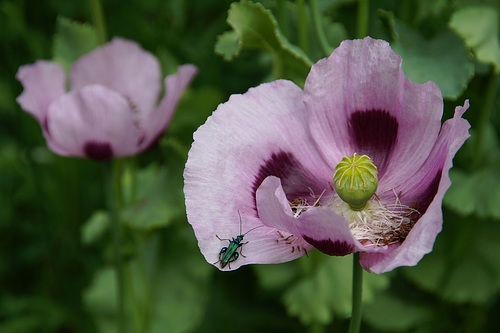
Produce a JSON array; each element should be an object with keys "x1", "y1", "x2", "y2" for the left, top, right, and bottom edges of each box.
[
  {"x1": 297, "y1": 0, "x2": 308, "y2": 53},
  {"x1": 356, "y1": 0, "x2": 369, "y2": 39},
  {"x1": 473, "y1": 69, "x2": 498, "y2": 169},
  {"x1": 348, "y1": 252, "x2": 363, "y2": 333},
  {"x1": 276, "y1": 0, "x2": 289, "y2": 38},
  {"x1": 136, "y1": 235, "x2": 160, "y2": 333},
  {"x1": 124, "y1": 259, "x2": 143, "y2": 333},
  {"x1": 89, "y1": 0, "x2": 108, "y2": 44},
  {"x1": 310, "y1": 0, "x2": 332, "y2": 57},
  {"x1": 106, "y1": 160, "x2": 126, "y2": 333}
]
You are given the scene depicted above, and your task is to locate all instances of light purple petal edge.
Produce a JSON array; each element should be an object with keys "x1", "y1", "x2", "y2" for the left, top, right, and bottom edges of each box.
[
  {"x1": 16, "y1": 61, "x2": 66, "y2": 125},
  {"x1": 360, "y1": 100, "x2": 470, "y2": 273}
]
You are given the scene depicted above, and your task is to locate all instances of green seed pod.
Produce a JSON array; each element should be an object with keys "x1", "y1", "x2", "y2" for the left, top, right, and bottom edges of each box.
[{"x1": 333, "y1": 153, "x2": 378, "y2": 210}]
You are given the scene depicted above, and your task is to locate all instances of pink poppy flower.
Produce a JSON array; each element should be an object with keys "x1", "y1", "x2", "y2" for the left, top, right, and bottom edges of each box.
[
  {"x1": 16, "y1": 37, "x2": 197, "y2": 160},
  {"x1": 184, "y1": 37, "x2": 470, "y2": 273}
]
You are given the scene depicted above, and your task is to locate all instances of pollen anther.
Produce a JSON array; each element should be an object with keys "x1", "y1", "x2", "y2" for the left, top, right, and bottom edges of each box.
[{"x1": 288, "y1": 188, "x2": 325, "y2": 217}]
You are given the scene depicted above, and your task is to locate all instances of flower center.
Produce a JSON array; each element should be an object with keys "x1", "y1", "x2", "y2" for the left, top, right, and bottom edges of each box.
[
  {"x1": 329, "y1": 153, "x2": 420, "y2": 247},
  {"x1": 330, "y1": 191, "x2": 420, "y2": 247},
  {"x1": 284, "y1": 153, "x2": 420, "y2": 248},
  {"x1": 333, "y1": 153, "x2": 378, "y2": 210}
]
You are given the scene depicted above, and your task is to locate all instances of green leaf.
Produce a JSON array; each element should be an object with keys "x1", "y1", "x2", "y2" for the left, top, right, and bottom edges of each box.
[
  {"x1": 403, "y1": 214, "x2": 500, "y2": 304},
  {"x1": 444, "y1": 166, "x2": 500, "y2": 219},
  {"x1": 363, "y1": 293, "x2": 433, "y2": 331},
  {"x1": 52, "y1": 16, "x2": 98, "y2": 71},
  {"x1": 215, "y1": 0, "x2": 312, "y2": 83},
  {"x1": 214, "y1": 31, "x2": 241, "y2": 61},
  {"x1": 449, "y1": 6, "x2": 500, "y2": 72},
  {"x1": 84, "y1": 229, "x2": 212, "y2": 333},
  {"x1": 121, "y1": 164, "x2": 183, "y2": 231},
  {"x1": 444, "y1": 125, "x2": 500, "y2": 219},
  {"x1": 83, "y1": 267, "x2": 119, "y2": 333},
  {"x1": 147, "y1": 230, "x2": 212, "y2": 333},
  {"x1": 380, "y1": 11, "x2": 474, "y2": 99},
  {"x1": 254, "y1": 260, "x2": 302, "y2": 291},
  {"x1": 283, "y1": 254, "x2": 389, "y2": 325},
  {"x1": 81, "y1": 210, "x2": 109, "y2": 245}
]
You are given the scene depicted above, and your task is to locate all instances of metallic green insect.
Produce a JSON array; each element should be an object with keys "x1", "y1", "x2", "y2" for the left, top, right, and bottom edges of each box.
[{"x1": 215, "y1": 211, "x2": 262, "y2": 269}]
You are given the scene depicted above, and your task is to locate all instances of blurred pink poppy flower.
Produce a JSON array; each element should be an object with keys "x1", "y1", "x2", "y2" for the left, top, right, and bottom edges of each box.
[
  {"x1": 184, "y1": 37, "x2": 470, "y2": 273},
  {"x1": 17, "y1": 37, "x2": 197, "y2": 160}
]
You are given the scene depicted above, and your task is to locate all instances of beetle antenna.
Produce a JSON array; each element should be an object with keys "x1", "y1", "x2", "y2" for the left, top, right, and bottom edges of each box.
[
  {"x1": 243, "y1": 225, "x2": 263, "y2": 236},
  {"x1": 238, "y1": 210, "x2": 263, "y2": 236},
  {"x1": 237, "y1": 210, "x2": 242, "y2": 235}
]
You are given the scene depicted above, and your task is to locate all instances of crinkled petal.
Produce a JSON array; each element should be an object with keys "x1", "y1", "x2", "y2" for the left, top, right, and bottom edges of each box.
[
  {"x1": 360, "y1": 100, "x2": 470, "y2": 273},
  {"x1": 305, "y1": 37, "x2": 443, "y2": 191},
  {"x1": 184, "y1": 80, "x2": 332, "y2": 270},
  {"x1": 16, "y1": 61, "x2": 66, "y2": 125},
  {"x1": 256, "y1": 176, "x2": 369, "y2": 256},
  {"x1": 70, "y1": 37, "x2": 161, "y2": 115},
  {"x1": 139, "y1": 64, "x2": 198, "y2": 150},
  {"x1": 46, "y1": 85, "x2": 141, "y2": 159}
]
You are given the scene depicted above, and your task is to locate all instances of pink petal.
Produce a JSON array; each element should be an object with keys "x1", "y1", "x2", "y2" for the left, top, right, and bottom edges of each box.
[
  {"x1": 46, "y1": 85, "x2": 141, "y2": 159},
  {"x1": 16, "y1": 61, "x2": 66, "y2": 125},
  {"x1": 184, "y1": 80, "x2": 332, "y2": 270},
  {"x1": 70, "y1": 37, "x2": 161, "y2": 115},
  {"x1": 360, "y1": 100, "x2": 471, "y2": 273},
  {"x1": 256, "y1": 176, "x2": 365, "y2": 256},
  {"x1": 305, "y1": 37, "x2": 443, "y2": 192},
  {"x1": 139, "y1": 64, "x2": 198, "y2": 150}
]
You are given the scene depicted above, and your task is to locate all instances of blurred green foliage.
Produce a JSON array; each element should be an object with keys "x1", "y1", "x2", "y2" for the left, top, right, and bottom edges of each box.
[
  {"x1": 215, "y1": 1, "x2": 312, "y2": 85},
  {"x1": 2, "y1": 0, "x2": 500, "y2": 332}
]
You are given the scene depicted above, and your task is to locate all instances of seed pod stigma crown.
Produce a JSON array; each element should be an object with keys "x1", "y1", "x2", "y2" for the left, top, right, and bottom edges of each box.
[{"x1": 333, "y1": 153, "x2": 378, "y2": 210}]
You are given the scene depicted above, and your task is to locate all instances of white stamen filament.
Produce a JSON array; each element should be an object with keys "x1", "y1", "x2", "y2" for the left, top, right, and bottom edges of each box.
[
  {"x1": 285, "y1": 187, "x2": 418, "y2": 248},
  {"x1": 330, "y1": 190, "x2": 419, "y2": 247},
  {"x1": 289, "y1": 189, "x2": 326, "y2": 218}
]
